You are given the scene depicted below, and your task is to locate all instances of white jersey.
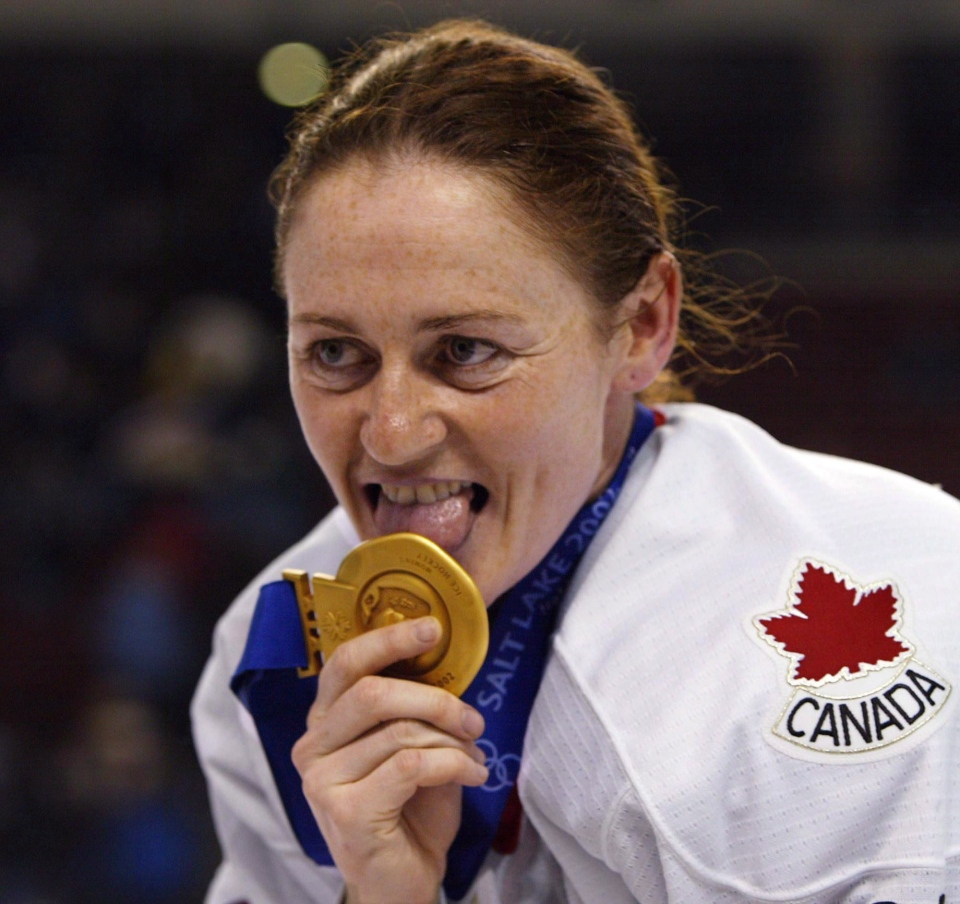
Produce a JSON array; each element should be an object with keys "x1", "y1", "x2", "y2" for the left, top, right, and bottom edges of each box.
[{"x1": 192, "y1": 404, "x2": 960, "y2": 903}]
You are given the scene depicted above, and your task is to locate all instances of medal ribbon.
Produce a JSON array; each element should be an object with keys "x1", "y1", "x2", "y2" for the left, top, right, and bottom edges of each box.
[{"x1": 231, "y1": 404, "x2": 657, "y2": 901}]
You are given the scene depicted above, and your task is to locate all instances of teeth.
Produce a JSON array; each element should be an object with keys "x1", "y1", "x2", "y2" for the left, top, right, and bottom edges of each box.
[
  {"x1": 381, "y1": 480, "x2": 467, "y2": 505},
  {"x1": 416, "y1": 485, "x2": 437, "y2": 504}
]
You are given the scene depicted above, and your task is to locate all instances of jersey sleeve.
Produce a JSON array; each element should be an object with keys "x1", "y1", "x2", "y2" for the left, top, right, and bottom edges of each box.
[{"x1": 191, "y1": 614, "x2": 345, "y2": 904}]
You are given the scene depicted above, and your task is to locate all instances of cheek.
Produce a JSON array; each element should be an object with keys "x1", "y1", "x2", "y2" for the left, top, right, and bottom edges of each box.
[
  {"x1": 290, "y1": 389, "x2": 347, "y2": 474},
  {"x1": 289, "y1": 382, "x2": 318, "y2": 446},
  {"x1": 509, "y1": 356, "x2": 612, "y2": 447},
  {"x1": 484, "y1": 382, "x2": 605, "y2": 506}
]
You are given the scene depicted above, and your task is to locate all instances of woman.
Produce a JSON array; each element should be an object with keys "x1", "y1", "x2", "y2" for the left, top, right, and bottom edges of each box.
[{"x1": 192, "y1": 19, "x2": 960, "y2": 904}]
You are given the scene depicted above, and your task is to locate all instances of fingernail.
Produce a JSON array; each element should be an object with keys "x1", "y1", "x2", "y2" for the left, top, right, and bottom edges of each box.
[
  {"x1": 415, "y1": 617, "x2": 440, "y2": 643},
  {"x1": 470, "y1": 744, "x2": 488, "y2": 765},
  {"x1": 462, "y1": 708, "x2": 484, "y2": 739}
]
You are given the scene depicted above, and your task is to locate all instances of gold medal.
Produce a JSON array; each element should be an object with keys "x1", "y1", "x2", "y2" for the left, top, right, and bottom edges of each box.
[{"x1": 283, "y1": 532, "x2": 488, "y2": 697}]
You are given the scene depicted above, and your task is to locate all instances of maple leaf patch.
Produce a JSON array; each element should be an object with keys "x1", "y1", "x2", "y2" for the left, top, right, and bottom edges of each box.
[{"x1": 755, "y1": 561, "x2": 913, "y2": 686}]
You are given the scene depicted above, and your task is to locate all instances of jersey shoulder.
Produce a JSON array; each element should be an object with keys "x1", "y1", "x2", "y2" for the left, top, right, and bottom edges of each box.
[{"x1": 533, "y1": 404, "x2": 960, "y2": 899}]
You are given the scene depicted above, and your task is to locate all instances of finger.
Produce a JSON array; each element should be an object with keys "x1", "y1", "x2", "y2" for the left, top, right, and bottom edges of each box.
[
  {"x1": 312, "y1": 719, "x2": 488, "y2": 785},
  {"x1": 298, "y1": 745, "x2": 486, "y2": 832},
  {"x1": 306, "y1": 674, "x2": 485, "y2": 753},
  {"x1": 366, "y1": 746, "x2": 490, "y2": 815},
  {"x1": 315, "y1": 616, "x2": 443, "y2": 708}
]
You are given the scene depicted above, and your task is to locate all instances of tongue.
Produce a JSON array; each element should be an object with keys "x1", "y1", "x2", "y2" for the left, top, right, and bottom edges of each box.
[{"x1": 374, "y1": 488, "x2": 475, "y2": 552}]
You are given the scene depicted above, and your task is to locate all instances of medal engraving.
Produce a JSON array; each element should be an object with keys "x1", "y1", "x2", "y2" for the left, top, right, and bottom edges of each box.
[
  {"x1": 283, "y1": 533, "x2": 488, "y2": 697},
  {"x1": 320, "y1": 611, "x2": 351, "y2": 642}
]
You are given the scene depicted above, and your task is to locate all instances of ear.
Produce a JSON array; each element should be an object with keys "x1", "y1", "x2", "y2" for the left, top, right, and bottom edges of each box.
[{"x1": 611, "y1": 251, "x2": 682, "y2": 393}]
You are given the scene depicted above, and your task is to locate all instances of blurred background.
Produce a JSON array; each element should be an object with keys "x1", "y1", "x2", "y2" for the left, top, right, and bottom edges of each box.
[{"x1": 1, "y1": 1, "x2": 958, "y2": 900}]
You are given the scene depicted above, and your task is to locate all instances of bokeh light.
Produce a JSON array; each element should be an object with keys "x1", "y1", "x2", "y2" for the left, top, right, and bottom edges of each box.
[{"x1": 258, "y1": 42, "x2": 329, "y2": 107}]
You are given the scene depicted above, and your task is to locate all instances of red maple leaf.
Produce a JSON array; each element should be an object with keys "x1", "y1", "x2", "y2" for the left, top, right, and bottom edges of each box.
[{"x1": 757, "y1": 563, "x2": 912, "y2": 684}]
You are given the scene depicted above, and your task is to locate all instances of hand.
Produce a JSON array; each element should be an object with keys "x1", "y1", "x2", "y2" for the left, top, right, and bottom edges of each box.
[{"x1": 291, "y1": 616, "x2": 488, "y2": 904}]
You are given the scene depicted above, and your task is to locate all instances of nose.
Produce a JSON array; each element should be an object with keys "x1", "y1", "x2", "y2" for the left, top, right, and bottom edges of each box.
[{"x1": 359, "y1": 366, "x2": 447, "y2": 466}]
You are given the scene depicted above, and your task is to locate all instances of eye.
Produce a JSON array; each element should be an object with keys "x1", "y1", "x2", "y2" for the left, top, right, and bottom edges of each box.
[
  {"x1": 433, "y1": 335, "x2": 511, "y2": 389},
  {"x1": 299, "y1": 337, "x2": 375, "y2": 390},
  {"x1": 443, "y1": 336, "x2": 499, "y2": 366},
  {"x1": 313, "y1": 338, "x2": 366, "y2": 368},
  {"x1": 315, "y1": 339, "x2": 350, "y2": 366}
]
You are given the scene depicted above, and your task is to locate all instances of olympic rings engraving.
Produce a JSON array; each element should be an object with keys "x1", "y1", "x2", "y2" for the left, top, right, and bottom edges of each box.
[{"x1": 476, "y1": 739, "x2": 521, "y2": 793}]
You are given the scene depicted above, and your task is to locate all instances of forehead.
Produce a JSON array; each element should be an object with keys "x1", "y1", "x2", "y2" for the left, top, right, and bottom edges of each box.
[
  {"x1": 282, "y1": 158, "x2": 594, "y2": 317},
  {"x1": 287, "y1": 159, "x2": 527, "y2": 257}
]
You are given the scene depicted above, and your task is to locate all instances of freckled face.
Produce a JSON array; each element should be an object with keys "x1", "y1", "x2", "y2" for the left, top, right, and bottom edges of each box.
[{"x1": 283, "y1": 159, "x2": 636, "y2": 604}]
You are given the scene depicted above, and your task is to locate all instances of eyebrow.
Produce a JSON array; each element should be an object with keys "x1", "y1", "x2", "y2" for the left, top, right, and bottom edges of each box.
[
  {"x1": 418, "y1": 310, "x2": 525, "y2": 331},
  {"x1": 288, "y1": 310, "x2": 525, "y2": 331},
  {"x1": 288, "y1": 314, "x2": 355, "y2": 330}
]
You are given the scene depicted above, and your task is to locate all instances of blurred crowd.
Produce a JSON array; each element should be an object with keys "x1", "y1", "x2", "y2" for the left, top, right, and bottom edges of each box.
[{"x1": 0, "y1": 50, "x2": 333, "y2": 902}]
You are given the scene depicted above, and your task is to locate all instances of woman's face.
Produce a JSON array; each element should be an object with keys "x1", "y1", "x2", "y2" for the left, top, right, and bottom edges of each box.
[{"x1": 283, "y1": 159, "x2": 641, "y2": 603}]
